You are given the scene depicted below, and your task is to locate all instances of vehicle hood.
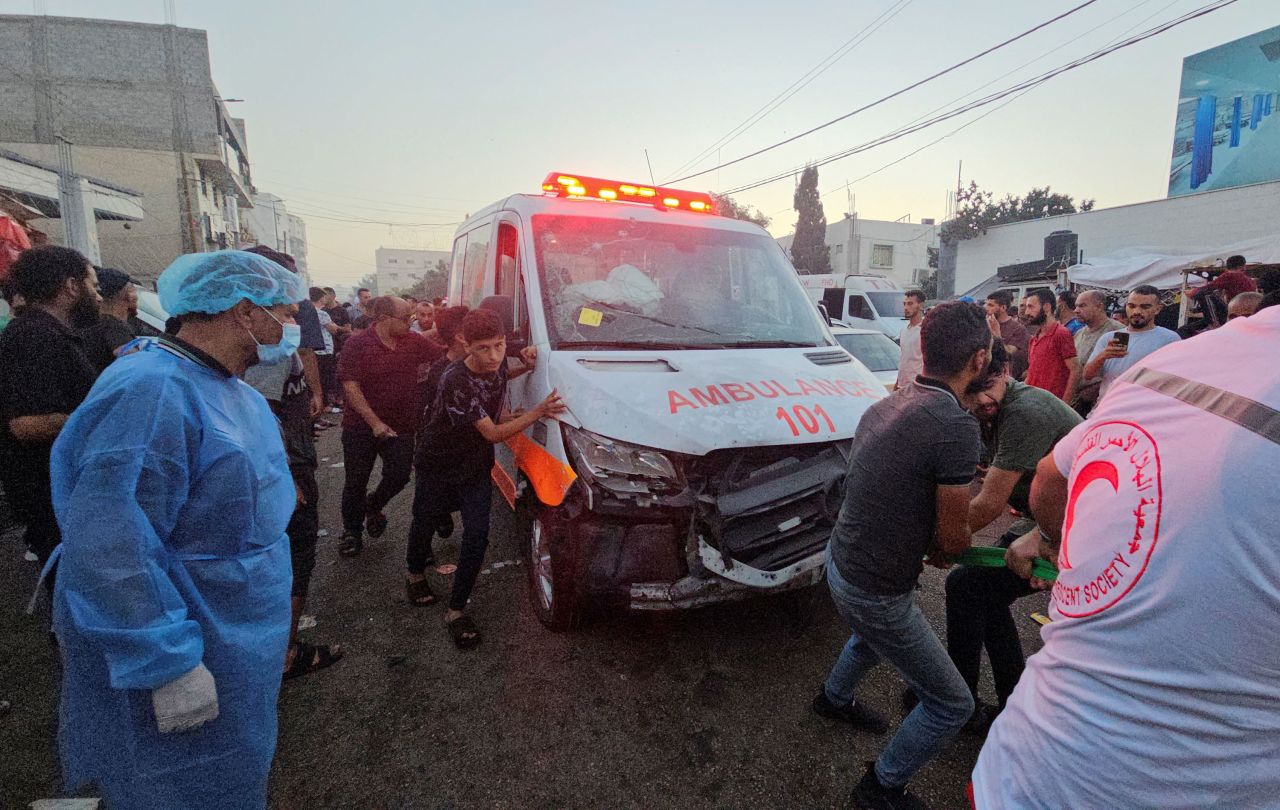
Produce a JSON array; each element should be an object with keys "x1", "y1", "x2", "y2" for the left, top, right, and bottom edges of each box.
[
  {"x1": 550, "y1": 348, "x2": 886, "y2": 456},
  {"x1": 878, "y1": 317, "x2": 908, "y2": 339}
]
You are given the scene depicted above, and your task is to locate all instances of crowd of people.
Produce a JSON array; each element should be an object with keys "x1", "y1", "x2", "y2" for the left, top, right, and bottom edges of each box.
[{"x1": 0, "y1": 242, "x2": 1276, "y2": 809}]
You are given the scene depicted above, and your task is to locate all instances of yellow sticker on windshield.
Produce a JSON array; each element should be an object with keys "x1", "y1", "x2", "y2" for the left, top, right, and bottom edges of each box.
[{"x1": 578, "y1": 307, "x2": 603, "y2": 327}]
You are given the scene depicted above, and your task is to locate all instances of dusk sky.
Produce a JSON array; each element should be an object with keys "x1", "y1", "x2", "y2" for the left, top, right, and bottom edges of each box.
[{"x1": 2, "y1": 0, "x2": 1271, "y2": 286}]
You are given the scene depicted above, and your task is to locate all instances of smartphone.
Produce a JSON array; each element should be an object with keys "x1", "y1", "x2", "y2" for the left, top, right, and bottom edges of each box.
[{"x1": 1112, "y1": 332, "x2": 1129, "y2": 348}]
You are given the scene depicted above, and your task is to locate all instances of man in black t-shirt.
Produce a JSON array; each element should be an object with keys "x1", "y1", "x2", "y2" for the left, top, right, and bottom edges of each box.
[
  {"x1": 78, "y1": 267, "x2": 138, "y2": 374},
  {"x1": 405, "y1": 309, "x2": 563, "y2": 649},
  {"x1": 0, "y1": 246, "x2": 101, "y2": 567},
  {"x1": 816, "y1": 302, "x2": 991, "y2": 810}
]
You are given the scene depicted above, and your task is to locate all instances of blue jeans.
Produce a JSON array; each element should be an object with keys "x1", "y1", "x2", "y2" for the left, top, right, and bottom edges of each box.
[{"x1": 824, "y1": 559, "x2": 974, "y2": 788}]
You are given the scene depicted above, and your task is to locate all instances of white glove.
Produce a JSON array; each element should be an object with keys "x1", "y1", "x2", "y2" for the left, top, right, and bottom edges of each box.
[{"x1": 152, "y1": 663, "x2": 219, "y2": 734}]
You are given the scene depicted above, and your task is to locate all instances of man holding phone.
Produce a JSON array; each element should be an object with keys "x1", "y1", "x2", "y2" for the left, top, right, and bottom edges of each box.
[{"x1": 1082, "y1": 285, "x2": 1180, "y2": 399}]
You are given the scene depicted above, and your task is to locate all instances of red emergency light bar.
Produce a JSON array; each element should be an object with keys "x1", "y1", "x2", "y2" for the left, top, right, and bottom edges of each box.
[{"x1": 540, "y1": 172, "x2": 716, "y2": 213}]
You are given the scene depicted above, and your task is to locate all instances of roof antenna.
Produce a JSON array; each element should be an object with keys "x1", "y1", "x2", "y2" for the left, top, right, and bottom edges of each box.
[{"x1": 644, "y1": 149, "x2": 656, "y2": 185}]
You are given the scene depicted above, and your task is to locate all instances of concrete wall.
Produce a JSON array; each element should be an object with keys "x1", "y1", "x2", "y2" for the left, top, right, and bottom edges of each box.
[
  {"x1": 0, "y1": 15, "x2": 218, "y2": 155},
  {"x1": 777, "y1": 216, "x2": 938, "y2": 289},
  {"x1": 0, "y1": 142, "x2": 185, "y2": 285},
  {"x1": 955, "y1": 180, "x2": 1280, "y2": 293}
]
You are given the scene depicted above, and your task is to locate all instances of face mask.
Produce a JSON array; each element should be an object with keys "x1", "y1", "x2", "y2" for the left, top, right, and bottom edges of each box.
[{"x1": 248, "y1": 306, "x2": 301, "y2": 365}]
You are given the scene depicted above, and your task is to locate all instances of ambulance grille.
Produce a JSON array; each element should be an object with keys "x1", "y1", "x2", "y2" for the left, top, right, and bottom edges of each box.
[{"x1": 804, "y1": 350, "x2": 852, "y2": 366}]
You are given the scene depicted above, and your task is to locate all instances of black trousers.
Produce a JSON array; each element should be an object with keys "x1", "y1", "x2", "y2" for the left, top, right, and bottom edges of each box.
[
  {"x1": 317, "y1": 353, "x2": 339, "y2": 405},
  {"x1": 944, "y1": 530, "x2": 1036, "y2": 707},
  {"x1": 340, "y1": 428, "x2": 414, "y2": 538},
  {"x1": 288, "y1": 464, "x2": 319, "y2": 598},
  {"x1": 406, "y1": 468, "x2": 492, "y2": 611}
]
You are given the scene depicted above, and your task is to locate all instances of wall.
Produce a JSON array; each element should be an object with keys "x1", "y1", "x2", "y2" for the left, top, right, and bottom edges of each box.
[
  {"x1": 954, "y1": 180, "x2": 1280, "y2": 293},
  {"x1": 0, "y1": 141, "x2": 185, "y2": 285},
  {"x1": 776, "y1": 215, "x2": 938, "y2": 288}
]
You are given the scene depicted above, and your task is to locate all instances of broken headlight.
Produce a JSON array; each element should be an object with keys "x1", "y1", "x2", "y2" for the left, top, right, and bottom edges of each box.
[{"x1": 562, "y1": 424, "x2": 685, "y2": 497}]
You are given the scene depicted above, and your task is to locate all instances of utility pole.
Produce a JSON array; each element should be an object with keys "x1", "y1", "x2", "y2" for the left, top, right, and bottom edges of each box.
[{"x1": 55, "y1": 135, "x2": 101, "y2": 264}]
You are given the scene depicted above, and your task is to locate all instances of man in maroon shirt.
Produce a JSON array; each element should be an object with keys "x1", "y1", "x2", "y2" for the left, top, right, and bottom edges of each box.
[
  {"x1": 1021, "y1": 288, "x2": 1079, "y2": 402},
  {"x1": 337, "y1": 296, "x2": 443, "y2": 557}
]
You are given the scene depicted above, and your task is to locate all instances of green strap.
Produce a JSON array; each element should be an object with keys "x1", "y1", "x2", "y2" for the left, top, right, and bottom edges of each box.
[{"x1": 934, "y1": 545, "x2": 1059, "y2": 582}]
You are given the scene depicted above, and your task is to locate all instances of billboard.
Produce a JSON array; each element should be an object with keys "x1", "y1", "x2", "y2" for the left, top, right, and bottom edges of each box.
[{"x1": 1169, "y1": 25, "x2": 1280, "y2": 197}]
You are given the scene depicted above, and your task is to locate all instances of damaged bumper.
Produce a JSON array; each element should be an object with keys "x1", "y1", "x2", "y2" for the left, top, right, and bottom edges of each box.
[{"x1": 629, "y1": 538, "x2": 827, "y2": 610}]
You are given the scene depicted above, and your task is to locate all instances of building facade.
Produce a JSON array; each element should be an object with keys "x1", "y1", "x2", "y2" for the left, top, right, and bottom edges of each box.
[
  {"x1": 240, "y1": 192, "x2": 309, "y2": 279},
  {"x1": 0, "y1": 14, "x2": 254, "y2": 284},
  {"x1": 776, "y1": 214, "x2": 938, "y2": 289},
  {"x1": 954, "y1": 179, "x2": 1280, "y2": 295},
  {"x1": 375, "y1": 247, "x2": 451, "y2": 294}
]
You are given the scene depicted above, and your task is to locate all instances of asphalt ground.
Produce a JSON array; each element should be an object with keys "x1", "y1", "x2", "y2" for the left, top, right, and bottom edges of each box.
[{"x1": 1, "y1": 428, "x2": 1047, "y2": 810}]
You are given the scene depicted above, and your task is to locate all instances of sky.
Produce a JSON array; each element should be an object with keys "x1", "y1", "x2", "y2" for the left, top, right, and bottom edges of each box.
[{"x1": 2, "y1": 0, "x2": 1273, "y2": 287}]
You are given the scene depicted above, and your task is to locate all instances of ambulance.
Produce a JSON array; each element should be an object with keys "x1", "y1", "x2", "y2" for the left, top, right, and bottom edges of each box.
[
  {"x1": 799, "y1": 273, "x2": 910, "y2": 339},
  {"x1": 448, "y1": 172, "x2": 886, "y2": 629}
]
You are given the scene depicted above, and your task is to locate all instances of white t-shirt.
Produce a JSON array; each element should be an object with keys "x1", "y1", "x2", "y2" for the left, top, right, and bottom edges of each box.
[
  {"x1": 316, "y1": 308, "x2": 334, "y2": 355},
  {"x1": 894, "y1": 320, "x2": 923, "y2": 390},
  {"x1": 973, "y1": 306, "x2": 1280, "y2": 809},
  {"x1": 1087, "y1": 324, "x2": 1180, "y2": 397}
]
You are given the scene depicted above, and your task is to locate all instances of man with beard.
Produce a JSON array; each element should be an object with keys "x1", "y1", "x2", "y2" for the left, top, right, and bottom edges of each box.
[
  {"x1": 1083, "y1": 285, "x2": 1180, "y2": 399},
  {"x1": 79, "y1": 266, "x2": 139, "y2": 373},
  {"x1": 0, "y1": 245, "x2": 100, "y2": 569},
  {"x1": 943, "y1": 342, "x2": 1081, "y2": 734},
  {"x1": 1021, "y1": 289, "x2": 1080, "y2": 403}
]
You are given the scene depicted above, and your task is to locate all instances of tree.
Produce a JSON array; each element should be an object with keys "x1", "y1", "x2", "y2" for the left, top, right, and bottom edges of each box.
[
  {"x1": 710, "y1": 192, "x2": 771, "y2": 229},
  {"x1": 789, "y1": 165, "x2": 832, "y2": 274},
  {"x1": 398, "y1": 259, "x2": 449, "y2": 302},
  {"x1": 916, "y1": 269, "x2": 939, "y2": 301},
  {"x1": 355, "y1": 273, "x2": 378, "y2": 296},
  {"x1": 940, "y1": 181, "x2": 1095, "y2": 245}
]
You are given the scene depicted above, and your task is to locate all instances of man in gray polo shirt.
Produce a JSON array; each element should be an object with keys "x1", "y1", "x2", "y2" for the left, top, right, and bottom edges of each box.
[{"x1": 814, "y1": 302, "x2": 992, "y2": 810}]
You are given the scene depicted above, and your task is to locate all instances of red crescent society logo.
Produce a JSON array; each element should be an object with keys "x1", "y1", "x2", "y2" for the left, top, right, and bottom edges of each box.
[{"x1": 1052, "y1": 420, "x2": 1163, "y2": 618}]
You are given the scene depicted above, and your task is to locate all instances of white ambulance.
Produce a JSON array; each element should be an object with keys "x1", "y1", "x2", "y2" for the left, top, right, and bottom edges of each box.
[
  {"x1": 799, "y1": 273, "x2": 910, "y2": 339},
  {"x1": 448, "y1": 172, "x2": 886, "y2": 629}
]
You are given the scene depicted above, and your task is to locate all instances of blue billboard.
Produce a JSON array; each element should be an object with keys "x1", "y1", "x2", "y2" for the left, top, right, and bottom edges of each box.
[{"x1": 1169, "y1": 25, "x2": 1280, "y2": 197}]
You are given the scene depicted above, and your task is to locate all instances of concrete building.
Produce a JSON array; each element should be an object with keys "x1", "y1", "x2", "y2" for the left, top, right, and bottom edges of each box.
[
  {"x1": 954, "y1": 179, "x2": 1280, "y2": 295},
  {"x1": 241, "y1": 192, "x2": 310, "y2": 279},
  {"x1": 776, "y1": 214, "x2": 939, "y2": 289},
  {"x1": 0, "y1": 14, "x2": 255, "y2": 284},
  {"x1": 375, "y1": 247, "x2": 451, "y2": 294}
]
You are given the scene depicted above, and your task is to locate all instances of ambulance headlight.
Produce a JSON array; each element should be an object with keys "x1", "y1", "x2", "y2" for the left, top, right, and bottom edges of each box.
[{"x1": 562, "y1": 425, "x2": 684, "y2": 494}]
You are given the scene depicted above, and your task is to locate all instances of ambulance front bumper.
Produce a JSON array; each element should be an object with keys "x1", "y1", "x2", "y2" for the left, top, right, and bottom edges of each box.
[{"x1": 628, "y1": 538, "x2": 827, "y2": 611}]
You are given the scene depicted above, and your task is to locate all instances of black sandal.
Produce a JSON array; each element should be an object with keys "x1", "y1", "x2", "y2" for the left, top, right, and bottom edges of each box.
[
  {"x1": 365, "y1": 510, "x2": 388, "y2": 539},
  {"x1": 283, "y1": 641, "x2": 344, "y2": 681},
  {"x1": 405, "y1": 577, "x2": 437, "y2": 606},
  {"x1": 445, "y1": 614, "x2": 482, "y2": 650}
]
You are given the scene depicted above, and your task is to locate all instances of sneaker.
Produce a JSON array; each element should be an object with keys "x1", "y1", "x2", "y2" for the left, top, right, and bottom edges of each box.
[
  {"x1": 365, "y1": 509, "x2": 389, "y2": 539},
  {"x1": 963, "y1": 701, "x2": 1001, "y2": 738},
  {"x1": 812, "y1": 690, "x2": 889, "y2": 734},
  {"x1": 852, "y1": 762, "x2": 931, "y2": 810},
  {"x1": 338, "y1": 532, "x2": 363, "y2": 558},
  {"x1": 328, "y1": 406, "x2": 343, "y2": 414}
]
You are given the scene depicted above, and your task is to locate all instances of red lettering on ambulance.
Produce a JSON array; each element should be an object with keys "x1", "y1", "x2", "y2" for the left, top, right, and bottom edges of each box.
[
  {"x1": 668, "y1": 390, "x2": 696, "y2": 414},
  {"x1": 691, "y1": 386, "x2": 729, "y2": 408},
  {"x1": 722, "y1": 383, "x2": 754, "y2": 403}
]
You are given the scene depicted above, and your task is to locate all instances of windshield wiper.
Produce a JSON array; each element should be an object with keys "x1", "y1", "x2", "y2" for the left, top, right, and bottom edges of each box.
[
  {"x1": 716, "y1": 339, "x2": 823, "y2": 349},
  {"x1": 585, "y1": 301, "x2": 726, "y2": 338}
]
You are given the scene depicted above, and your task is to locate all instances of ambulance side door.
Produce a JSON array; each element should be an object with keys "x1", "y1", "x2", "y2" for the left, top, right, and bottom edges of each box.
[{"x1": 492, "y1": 215, "x2": 534, "y2": 505}]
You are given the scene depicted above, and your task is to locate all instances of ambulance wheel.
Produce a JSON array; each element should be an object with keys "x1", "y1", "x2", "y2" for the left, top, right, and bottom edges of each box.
[{"x1": 520, "y1": 498, "x2": 583, "y2": 631}]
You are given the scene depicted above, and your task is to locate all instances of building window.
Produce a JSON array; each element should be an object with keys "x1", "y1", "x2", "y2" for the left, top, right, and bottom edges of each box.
[
  {"x1": 832, "y1": 244, "x2": 843, "y2": 255},
  {"x1": 388, "y1": 258, "x2": 398, "y2": 264},
  {"x1": 870, "y1": 244, "x2": 894, "y2": 269}
]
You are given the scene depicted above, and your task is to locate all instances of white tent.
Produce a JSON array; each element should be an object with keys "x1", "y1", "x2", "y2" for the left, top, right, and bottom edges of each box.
[{"x1": 1066, "y1": 234, "x2": 1280, "y2": 291}]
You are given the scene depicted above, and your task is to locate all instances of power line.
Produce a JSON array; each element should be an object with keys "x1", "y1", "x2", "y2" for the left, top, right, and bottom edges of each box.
[
  {"x1": 663, "y1": 0, "x2": 914, "y2": 182},
  {"x1": 725, "y1": 0, "x2": 1239, "y2": 195},
  {"x1": 670, "y1": 0, "x2": 1104, "y2": 185}
]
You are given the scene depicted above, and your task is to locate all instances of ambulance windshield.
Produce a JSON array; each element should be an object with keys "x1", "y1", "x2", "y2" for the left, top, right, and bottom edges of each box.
[{"x1": 534, "y1": 215, "x2": 830, "y2": 349}]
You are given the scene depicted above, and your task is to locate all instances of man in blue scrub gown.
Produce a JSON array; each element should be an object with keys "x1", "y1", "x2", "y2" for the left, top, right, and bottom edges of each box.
[{"x1": 49, "y1": 250, "x2": 305, "y2": 809}]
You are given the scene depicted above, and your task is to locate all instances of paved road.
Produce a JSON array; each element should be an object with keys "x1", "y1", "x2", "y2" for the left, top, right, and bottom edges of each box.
[{"x1": 1, "y1": 429, "x2": 1047, "y2": 809}]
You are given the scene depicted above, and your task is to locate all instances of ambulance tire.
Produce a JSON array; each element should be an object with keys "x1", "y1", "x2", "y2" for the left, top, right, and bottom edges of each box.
[{"x1": 518, "y1": 495, "x2": 584, "y2": 631}]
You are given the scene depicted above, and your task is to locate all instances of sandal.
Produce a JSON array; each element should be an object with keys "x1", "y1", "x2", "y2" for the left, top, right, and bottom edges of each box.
[
  {"x1": 365, "y1": 510, "x2": 388, "y2": 539},
  {"x1": 405, "y1": 576, "x2": 437, "y2": 606},
  {"x1": 283, "y1": 641, "x2": 344, "y2": 681},
  {"x1": 445, "y1": 614, "x2": 482, "y2": 650},
  {"x1": 338, "y1": 533, "x2": 363, "y2": 558}
]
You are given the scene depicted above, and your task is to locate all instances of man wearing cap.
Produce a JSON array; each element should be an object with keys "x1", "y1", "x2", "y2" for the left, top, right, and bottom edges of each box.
[
  {"x1": 79, "y1": 266, "x2": 138, "y2": 373},
  {"x1": 49, "y1": 250, "x2": 302, "y2": 809}
]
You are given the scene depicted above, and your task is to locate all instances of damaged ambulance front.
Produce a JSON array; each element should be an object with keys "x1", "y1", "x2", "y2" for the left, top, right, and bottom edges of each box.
[{"x1": 482, "y1": 179, "x2": 886, "y2": 630}]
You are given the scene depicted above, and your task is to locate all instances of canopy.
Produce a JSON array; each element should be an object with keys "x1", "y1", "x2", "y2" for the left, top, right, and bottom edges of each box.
[{"x1": 1066, "y1": 234, "x2": 1280, "y2": 291}]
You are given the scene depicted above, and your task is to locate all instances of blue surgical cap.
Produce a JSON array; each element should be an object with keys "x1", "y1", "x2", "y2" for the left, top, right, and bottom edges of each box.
[{"x1": 158, "y1": 250, "x2": 306, "y2": 316}]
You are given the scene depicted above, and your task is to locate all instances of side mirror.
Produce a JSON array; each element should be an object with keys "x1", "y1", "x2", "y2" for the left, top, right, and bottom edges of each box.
[{"x1": 817, "y1": 302, "x2": 830, "y2": 321}]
